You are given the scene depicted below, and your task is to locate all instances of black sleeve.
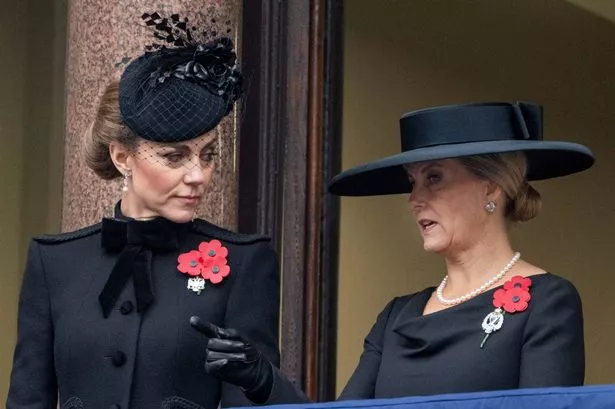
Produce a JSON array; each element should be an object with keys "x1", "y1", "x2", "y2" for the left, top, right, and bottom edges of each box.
[
  {"x1": 337, "y1": 298, "x2": 397, "y2": 400},
  {"x1": 220, "y1": 241, "x2": 307, "y2": 407},
  {"x1": 6, "y1": 241, "x2": 58, "y2": 408},
  {"x1": 519, "y1": 276, "x2": 585, "y2": 387}
]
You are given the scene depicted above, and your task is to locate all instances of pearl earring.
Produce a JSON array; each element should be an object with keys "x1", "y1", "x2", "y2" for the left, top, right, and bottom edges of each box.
[
  {"x1": 485, "y1": 200, "x2": 497, "y2": 214},
  {"x1": 122, "y1": 171, "x2": 131, "y2": 192}
]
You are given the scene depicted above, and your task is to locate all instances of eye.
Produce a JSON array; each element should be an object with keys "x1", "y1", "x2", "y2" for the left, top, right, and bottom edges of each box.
[
  {"x1": 426, "y1": 172, "x2": 441, "y2": 184},
  {"x1": 163, "y1": 152, "x2": 185, "y2": 163},
  {"x1": 200, "y1": 149, "x2": 218, "y2": 163}
]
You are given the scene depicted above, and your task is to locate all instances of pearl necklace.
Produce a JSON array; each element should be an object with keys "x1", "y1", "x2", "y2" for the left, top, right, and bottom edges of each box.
[{"x1": 436, "y1": 252, "x2": 521, "y2": 306}]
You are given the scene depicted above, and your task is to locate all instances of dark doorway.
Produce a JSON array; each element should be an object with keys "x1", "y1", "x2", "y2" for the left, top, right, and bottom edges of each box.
[{"x1": 238, "y1": 0, "x2": 344, "y2": 402}]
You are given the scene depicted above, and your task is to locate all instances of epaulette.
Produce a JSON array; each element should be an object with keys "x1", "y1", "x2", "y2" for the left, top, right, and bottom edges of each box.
[
  {"x1": 33, "y1": 223, "x2": 102, "y2": 244},
  {"x1": 191, "y1": 219, "x2": 270, "y2": 245}
]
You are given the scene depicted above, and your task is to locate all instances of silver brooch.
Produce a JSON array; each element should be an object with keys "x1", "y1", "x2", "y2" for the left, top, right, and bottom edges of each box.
[
  {"x1": 187, "y1": 277, "x2": 206, "y2": 295},
  {"x1": 480, "y1": 308, "x2": 505, "y2": 348}
]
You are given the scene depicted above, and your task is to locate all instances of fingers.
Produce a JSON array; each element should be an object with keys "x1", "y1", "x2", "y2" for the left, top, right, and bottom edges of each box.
[
  {"x1": 216, "y1": 326, "x2": 240, "y2": 339},
  {"x1": 190, "y1": 316, "x2": 219, "y2": 338},
  {"x1": 205, "y1": 358, "x2": 228, "y2": 374},
  {"x1": 208, "y1": 338, "x2": 245, "y2": 353},
  {"x1": 207, "y1": 351, "x2": 247, "y2": 362},
  {"x1": 190, "y1": 316, "x2": 241, "y2": 340}
]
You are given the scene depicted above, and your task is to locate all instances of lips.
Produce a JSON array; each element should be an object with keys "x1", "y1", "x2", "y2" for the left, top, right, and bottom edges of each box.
[
  {"x1": 418, "y1": 219, "x2": 438, "y2": 233},
  {"x1": 176, "y1": 195, "x2": 200, "y2": 204}
]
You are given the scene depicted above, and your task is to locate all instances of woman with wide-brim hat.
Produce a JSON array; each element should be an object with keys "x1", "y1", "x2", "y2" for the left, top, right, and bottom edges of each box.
[{"x1": 328, "y1": 101, "x2": 593, "y2": 398}]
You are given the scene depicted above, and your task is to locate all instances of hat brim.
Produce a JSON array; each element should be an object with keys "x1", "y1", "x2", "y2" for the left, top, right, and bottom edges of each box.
[{"x1": 328, "y1": 140, "x2": 594, "y2": 196}]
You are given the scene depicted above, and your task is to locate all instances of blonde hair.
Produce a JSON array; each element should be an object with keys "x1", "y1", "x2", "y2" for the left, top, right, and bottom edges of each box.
[
  {"x1": 83, "y1": 80, "x2": 138, "y2": 180},
  {"x1": 458, "y1": 152, "x2": 541, "y2": 222}
]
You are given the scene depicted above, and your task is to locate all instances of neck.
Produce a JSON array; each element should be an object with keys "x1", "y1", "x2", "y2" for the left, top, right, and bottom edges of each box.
[
  {"x1": 119, "y1": 196, "x2": 158, "y2": 221},
  {"x1": 442, "y1": 231, "x2": 516, "y2": 294}
]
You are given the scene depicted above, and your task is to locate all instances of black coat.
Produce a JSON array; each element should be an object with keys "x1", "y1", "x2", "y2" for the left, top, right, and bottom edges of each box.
[
  {"x1": 338, "y1": 273, "x2": 585, "y2": 399},
  {"x1": 7, "y1": 217, "x2": 302, "y2": 409}
]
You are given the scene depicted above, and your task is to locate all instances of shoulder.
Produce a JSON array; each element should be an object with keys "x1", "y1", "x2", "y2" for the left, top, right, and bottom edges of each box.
[
  {"x1": 525, "y1": 273, "x2": 582, "y2": 322},
  {"x1": 377, "y1": 289, "x2": 430, "y2": 322},
  {"x1": 530, "y1": 273, "x2": 580, "y2": 301},
  {"x1": 190, "y1": 218, "x2": 271, "y2": 246},
  {"x1": 521, "y1": 274, "x2": 584, "y2": 349},
  {"x1": 392, "y1": 291, "x2": 425, "y2": 310},
  {"x1": 32, "y1": 223, "x2": 102, "y2": 245}
]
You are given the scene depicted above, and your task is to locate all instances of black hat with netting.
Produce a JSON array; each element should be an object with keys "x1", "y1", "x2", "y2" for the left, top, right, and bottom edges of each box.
[{"x1": 119, "y1": 12, "x2": 242, "y2": 143}]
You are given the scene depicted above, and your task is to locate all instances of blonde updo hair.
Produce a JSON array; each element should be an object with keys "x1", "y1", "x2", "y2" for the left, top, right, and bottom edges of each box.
[
  {"x1": 458, "y1": 152, "x2": 542, "y2": 222},
  {"x1": 83, "y1": 80, "x2": 138, "y2": 180}
]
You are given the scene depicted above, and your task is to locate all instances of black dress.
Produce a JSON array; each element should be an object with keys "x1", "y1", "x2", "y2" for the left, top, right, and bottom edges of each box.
[
  {"x1": 7, "y1": 212, "x2": 301, "y2": 409},
  {"x1": 339, "y1": 273, "x2": 585, "y2": 399}
]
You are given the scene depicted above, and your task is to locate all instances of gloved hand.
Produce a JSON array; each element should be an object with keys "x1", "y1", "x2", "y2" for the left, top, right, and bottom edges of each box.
[{"x1": 190, "y1": 316, "x2": 274, "y2": 404}]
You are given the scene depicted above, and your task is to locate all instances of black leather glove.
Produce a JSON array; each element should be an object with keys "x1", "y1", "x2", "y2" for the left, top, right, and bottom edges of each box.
[{"x1": 190, "y1": 316, "x2": 274, "y2": 404}]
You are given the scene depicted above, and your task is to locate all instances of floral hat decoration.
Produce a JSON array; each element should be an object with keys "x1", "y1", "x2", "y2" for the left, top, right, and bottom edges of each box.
[{"x1": 118, "y1": 11, "x2": 242, "y2": 144}]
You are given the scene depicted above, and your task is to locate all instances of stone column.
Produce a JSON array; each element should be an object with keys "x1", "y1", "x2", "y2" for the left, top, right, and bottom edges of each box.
[{"x1": 62, "y1": 0, "x2": 241, "y2": 231}]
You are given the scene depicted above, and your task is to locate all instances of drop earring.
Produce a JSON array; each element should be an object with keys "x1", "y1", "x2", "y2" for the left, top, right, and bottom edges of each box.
[
  {"x1": 122, "y1": 171, "x2": 131, "y2": 192},
  {"x1": 485, "y1": 200, "x2": 497, "y2": 214}
]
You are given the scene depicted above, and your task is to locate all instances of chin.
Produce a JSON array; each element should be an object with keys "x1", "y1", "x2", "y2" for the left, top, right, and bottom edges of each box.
[
  {"x1": 171, "y1": 215, "x2": 194, "y2": 224},
  {"x1": 421, "y1": 237, "x2": 450, "y2": 254},
  {"x1": 160, "y1": 209, "x2": 194, "y2": 224}
]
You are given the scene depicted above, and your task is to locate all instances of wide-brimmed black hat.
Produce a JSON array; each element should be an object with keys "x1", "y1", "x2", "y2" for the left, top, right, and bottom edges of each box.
[
  {"x1": 119, "y1": 12, "x2": 242, "y2": 143},
  {"x1": 328, "y1": 101, "x2": 594, "y2": 196}
]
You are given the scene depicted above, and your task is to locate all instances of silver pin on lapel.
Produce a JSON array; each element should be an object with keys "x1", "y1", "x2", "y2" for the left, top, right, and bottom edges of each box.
[{"x1": 187, "y1": 277, "x2": 206, "y2": 295}]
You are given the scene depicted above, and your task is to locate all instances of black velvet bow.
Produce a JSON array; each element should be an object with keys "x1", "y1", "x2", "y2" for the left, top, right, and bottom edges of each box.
[{"x1": 99, "y1": 217, "x2": 185, "y2": 318}]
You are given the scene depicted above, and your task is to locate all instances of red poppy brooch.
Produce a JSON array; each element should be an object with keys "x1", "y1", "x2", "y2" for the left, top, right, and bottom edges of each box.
[
  {"x1": 480, "y1": 275, "x2": 532, "y2": 348},
  {"x1": 177, "y1": 240, "x2": 231, "y2": 294}
]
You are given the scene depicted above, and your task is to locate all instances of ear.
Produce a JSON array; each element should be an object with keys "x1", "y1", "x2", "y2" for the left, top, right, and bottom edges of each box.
[
  {"x1": 109, "y1": 141, "x2": 133, "y2": 175},
  {"x1": 484, "y1": 179, "x2": 503, "y2": 202}
]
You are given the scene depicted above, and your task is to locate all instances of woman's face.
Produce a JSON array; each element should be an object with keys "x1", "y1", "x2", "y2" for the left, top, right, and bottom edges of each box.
[
  {"x1": 120, "y1": 130, "x2": 218, "y2": 223},
  {"x1": 405, "y1": 159, "x2": 499, "y2": 256}
]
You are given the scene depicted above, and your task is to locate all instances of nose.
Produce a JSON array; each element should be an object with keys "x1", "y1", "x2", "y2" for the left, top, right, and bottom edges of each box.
[
  {"x1": 408, "y1": 183, "x2": 426, "y2": 212},
  {"x1": 183, "y1": 156, "x2": 205, "y2": 185}
]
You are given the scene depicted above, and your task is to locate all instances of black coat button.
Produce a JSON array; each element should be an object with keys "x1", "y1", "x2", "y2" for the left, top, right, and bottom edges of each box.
[
  {"x1": 119, "y1": 301, "x2": 134, "y2": 315},
  {"x1": 111, "y1": 351, "x2": 126, "y2": 367}
]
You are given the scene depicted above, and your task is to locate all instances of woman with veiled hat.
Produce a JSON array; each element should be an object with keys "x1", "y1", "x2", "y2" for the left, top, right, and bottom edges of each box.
[
  {"x1": 199, "y1": 101, "x2": 594, "y2": 400},
  {"x1": 7, "y1": 12, "x2": 301, "y2": 409}
]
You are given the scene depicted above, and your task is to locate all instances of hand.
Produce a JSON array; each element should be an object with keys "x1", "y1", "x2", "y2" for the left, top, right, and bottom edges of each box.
[{"x1": 190, "y1": 316, "x2": 274, "y2": 403}]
